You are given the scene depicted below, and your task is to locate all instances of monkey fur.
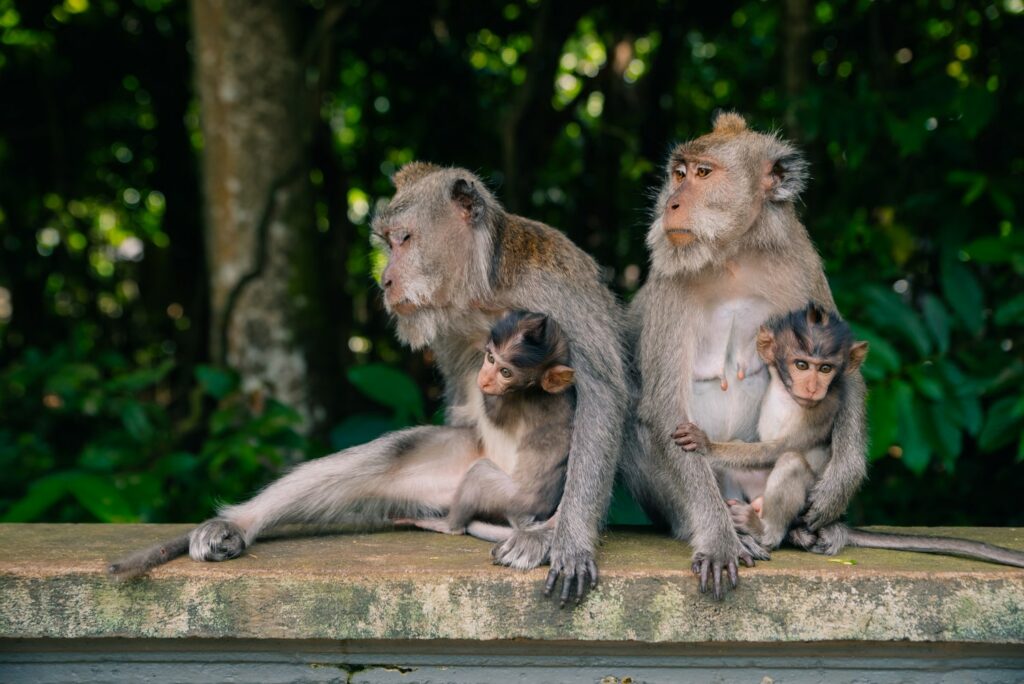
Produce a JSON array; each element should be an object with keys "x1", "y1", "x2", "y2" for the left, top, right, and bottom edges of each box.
[
  {"x1": 395, "y1": 311, "x2": 574, "y2": 545},
  {"x1": 109, "y1": 163, "x2": 627, "y2": 606},
  {"x1": 676, "y1": 304, "x2": 1024, "y2": 569},
  {"x1": 619, "y1": 112, "x2": 867, "y2": 599}
]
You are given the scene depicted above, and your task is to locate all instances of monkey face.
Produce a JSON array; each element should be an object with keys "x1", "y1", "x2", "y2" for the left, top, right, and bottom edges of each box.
[
  {"x1": 372, "y1": 165, "x2": 497, "y2": 348},
  {"x1": 477, "y1": 347, "x2": 519, "y2": 396},
  {"x1": 784, "y1": 355, "x2": 839, "y2": 406},
  {"x1": 646, "y1": 113, "x2": 810, "y2": 278}
]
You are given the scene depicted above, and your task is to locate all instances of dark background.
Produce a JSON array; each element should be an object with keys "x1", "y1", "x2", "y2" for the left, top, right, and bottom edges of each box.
[{"x1": 1, "y1": 0, "x2": 1021, "y2": 527}]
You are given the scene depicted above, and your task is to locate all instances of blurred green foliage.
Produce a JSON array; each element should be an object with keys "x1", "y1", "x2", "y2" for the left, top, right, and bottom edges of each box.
[{"x1": 0, "y1": 0, "x2": 1021, "y2": 525}]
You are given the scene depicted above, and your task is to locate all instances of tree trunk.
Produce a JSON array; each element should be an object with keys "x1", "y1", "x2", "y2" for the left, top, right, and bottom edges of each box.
[
  {"x1": 191, "y1": 0, "x2": 321, "y2": 425},
  {"x1": 783, "y1": 0, "x2": 810, "y2": 139}
]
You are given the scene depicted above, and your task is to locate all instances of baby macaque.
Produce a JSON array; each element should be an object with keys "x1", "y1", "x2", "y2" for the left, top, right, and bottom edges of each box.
[
  {"x1": 674, "y1": 304, "x2": 865, "y2": 550},
  {"x1": 674, "y1": 304, "x2": 1024, "y2": 568},
  {"x1": 397, "y1": 310, "x2": 574, "y2": 541}
]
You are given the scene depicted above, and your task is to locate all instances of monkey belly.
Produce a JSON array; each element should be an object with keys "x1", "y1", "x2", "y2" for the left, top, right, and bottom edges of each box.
[{"x1": 691, "y1": 370, "x2": 768, "y2": 442}]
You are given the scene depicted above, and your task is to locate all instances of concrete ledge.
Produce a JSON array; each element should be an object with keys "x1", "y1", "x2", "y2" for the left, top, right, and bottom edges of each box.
[{"x1": 1, "y1": 524, "x2": 1023, "y2": 643}]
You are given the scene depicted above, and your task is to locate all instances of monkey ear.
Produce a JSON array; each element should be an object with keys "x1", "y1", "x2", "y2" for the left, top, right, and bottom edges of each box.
[
  {"x1": 541, "y1": 365, "x2": 575, "y2": 393},
  {"x1": 392, "y1": 161, "x2": 441, "y2": 190},
  {"x1": 756, "y1": 327, "x2": 775, "y2": 364},
  {"x1": 451, "y1": 178, "x2": 485, "y2": 225},
  {"x1": 846, "y1": 341, "x2": 869, "y2": 374},
  {"x1": 765, "y1": 149, "x2": 809, "y2": 203}
]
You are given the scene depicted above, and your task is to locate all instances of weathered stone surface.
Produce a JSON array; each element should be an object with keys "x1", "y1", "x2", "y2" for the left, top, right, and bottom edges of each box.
[{"x1": 1, "y1": 524, "x2": 1022, "y2": 643}]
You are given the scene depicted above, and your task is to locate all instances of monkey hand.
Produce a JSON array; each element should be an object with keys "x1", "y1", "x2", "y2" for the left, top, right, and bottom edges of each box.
[
  {"x1": 672, "y1": 422, "x2": 709, "y2": 452},
  {"x1": 545, "y1": 546, "x2": 599, "y2": 608},
  {"x1": 188, "y1": 518, "x2": 247, "y2": 562},
  {"x1": 803, "y1": 479, "x2": 854, "y2": 531}
]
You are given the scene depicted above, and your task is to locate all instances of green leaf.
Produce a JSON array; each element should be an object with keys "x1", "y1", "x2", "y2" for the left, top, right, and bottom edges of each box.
[
  {"x1": 105, "y1": 360, "x2": 173, "y2": 393},
  {"x1": 908, "y1": 366, "x2": 943, "y2": 401},
  {"x1": 0, "y1": 472, "x2": 76, "y2": 522},
  {"x1": 940, "y1": 258, "x2": 984, "y2": 335},
  {"x1": 893, "y1": 380, "x2": 931, "y2": 474},
  {"x1": 329, "y1": 413, "x2": 398, "y2": 451},
  {"x1": 120, "y1": 401, "x2": 154, "y2": 442},
  {"x1": 860, "y1": 286, "x2": 931, "y2": 357},
  {"x1": 848, "y1": 324, "x2": 901, "y2": 380},
  {"x1": 347, "y1": 364, "x2": 425, "y2": 422},
  {"x1": 195, "y1": 365, "x2": 238, "y2": 400},
  {"x1": 867, "y1": 383, "x2": 898, "y2": 461},
  {"x1": 925, "y1": 400, "x2": 962, "y2": 470},
  {"x1": 606, "y1": 481, "x2": 652, "y2": 526},
  {"x1": 920, "y1": 295, "x2": 950, "y2": 354},
  {"x1": 153, "y1": 452, "x2": 200, "y2": 477},
  {"x1": 44, "y1": 363, "x2": 101, "y2": 396},
  {"x1": 995, "y1": 292, "x2": 1024, "y2": 326},
  {"x1": 978, "y1": 396, "x2": 1024, "y2": 453},
  {"x1": 68, "y1": 473, "x2": 136, "y2": 522}
]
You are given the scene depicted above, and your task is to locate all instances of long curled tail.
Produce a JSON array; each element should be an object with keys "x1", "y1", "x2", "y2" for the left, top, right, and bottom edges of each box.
[
  {"x1": 107, "y1": 534, "x2": 190, "y2": 579},
  {"x1": 846, "y1": 527, "x2": 1024, "y2": 568}
]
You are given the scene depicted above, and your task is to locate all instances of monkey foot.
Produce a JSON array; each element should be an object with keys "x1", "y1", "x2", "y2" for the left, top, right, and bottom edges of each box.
[
  {"x1": 726, "y1": 500, "x2": 765, "y2": 539},
  {"x1": 189, "y1": 518, "x2": 247, "y2": 562},
  {"x1": 491, "y1": 525, "x2": 552, "y2": 570},
  {"x1": 737, "y1": 532, "x2": 771, "y2": 561}
]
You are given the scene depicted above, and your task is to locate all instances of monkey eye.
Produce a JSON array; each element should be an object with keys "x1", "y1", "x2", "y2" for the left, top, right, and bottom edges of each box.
[
  {"x1": 499, "y1": 368, "x2": 512, "y2": 378},
  {"x1": 486, "y1": 352, "x2": 494, "y2": 364},
  {"x1": 794, "y1": 360, "x2": 809, "y2": 371},
  {"x1": 672, "y1": 165, "x2": 686, "y2": 182},
  {"x1": 819, "y1": 364, "x2": 833, "y2": 374},
  {"x1": 695, "y1": 165, "x2": 712, "y2": 178}
]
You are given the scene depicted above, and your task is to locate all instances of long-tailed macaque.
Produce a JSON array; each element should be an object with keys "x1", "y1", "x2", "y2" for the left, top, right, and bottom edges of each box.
[
  {"x1": 619, "y1": 112, "x2": 867, "y2": 599},
  {"x1": 396, "y1": 311, "x2": 574, "y2": 547},
  {"x1": 110, "y1": 163, "x2": 627, "y2": 605},
  {"x1": 675, "y1": 305, "x2": 1024, "y2": 569}
]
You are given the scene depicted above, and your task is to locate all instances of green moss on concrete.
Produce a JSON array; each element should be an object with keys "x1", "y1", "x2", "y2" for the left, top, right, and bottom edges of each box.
[{"x1": 1, "y1": 524, "x2": 1022, "y2": 642}]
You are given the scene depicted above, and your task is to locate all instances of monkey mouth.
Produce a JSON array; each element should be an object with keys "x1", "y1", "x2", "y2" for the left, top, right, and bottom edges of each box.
[
  {"x1": 389, "y1": 299, "x2": 418, "y2": 316},
  {"x1": 665, "y1": 229, "x2": 697, "y2": 247},
  {"x1": 793, "y1": 396, "x2": 821, "y2": 408}
]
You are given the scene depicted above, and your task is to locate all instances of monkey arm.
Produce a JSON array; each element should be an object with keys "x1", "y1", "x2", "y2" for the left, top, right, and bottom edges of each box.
[
  {"x1": 803, "y1": 374, "x2": 867, "y2": 531},
  {"x1": 703, "y1": 440, "x2": 789, "y2": 469},
  {"x1": 491, "y1": 280, "x2": 627, "y2": 606}
]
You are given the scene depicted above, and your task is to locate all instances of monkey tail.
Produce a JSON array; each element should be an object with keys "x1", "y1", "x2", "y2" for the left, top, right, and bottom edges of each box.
[
  {"x1": 107, "y1": 533, "x2": 191, "y2": 579},
  {"x1": 845, "y1": 528, "x2": 1024, "y2": 569}
]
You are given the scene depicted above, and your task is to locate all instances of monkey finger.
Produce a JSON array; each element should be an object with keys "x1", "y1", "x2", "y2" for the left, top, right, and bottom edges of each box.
[
  {"x1": 588, "y1": 559, "x2": 599, "y2": 588},
  {"x1": 712, "y1": 561, "x2": 723, "y2": 600},
  {"x1": 739, "y1": 552, "x2": 755, "y2": 567},
  {"x1": 691, "y1": 560, "x2": 701, "y2": 576},
  {"x1": 575, "y1": 572, "x2": 587, "y2": 603},
  {"x1": 699, "y1": 560, "x2": 710, "y2": 593},
  {"x1": 544, "y1": 568, "x2": 559, "y2": 597},
  {"x1": 728, "y1": 561, "x2": 739, "y2": 588}
]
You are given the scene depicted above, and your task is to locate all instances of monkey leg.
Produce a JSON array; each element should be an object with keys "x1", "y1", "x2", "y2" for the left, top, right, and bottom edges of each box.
[
  {"x1": 189, "y1": 426, "x2": 480, "y2": 562},
  {"x1": 619, "y1": 419, "x2": 753, "y2": 599},
  {"x1": 445, "y1": 458, "x2": 523, "y2": 529},
  {"x1": 759, "y1": 452, "x2": 816, "y2": 549}
]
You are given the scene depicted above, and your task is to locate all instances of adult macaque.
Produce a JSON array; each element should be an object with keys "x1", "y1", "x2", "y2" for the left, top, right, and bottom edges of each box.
[
  {"x1": 111, "y1": 163, "x2": 628, "y2": 605},
  {"x1": 620, "y1": 112, "x2": 866, "y2": 599},
  {"x1": 675, "y1": 305, "x2": 1024, "y2": 568},
  {"x1": 397, "y1": 311, "x2": 574, "y2": 548}
]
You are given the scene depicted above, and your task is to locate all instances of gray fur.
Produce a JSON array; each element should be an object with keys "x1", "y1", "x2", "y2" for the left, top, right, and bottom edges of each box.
[
  {"x1": 620, "y1": 114, "x2": 865, "y2": 599},
  {"x1": 110, "y1": 164, "x2": 627, "y2": 604}
]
